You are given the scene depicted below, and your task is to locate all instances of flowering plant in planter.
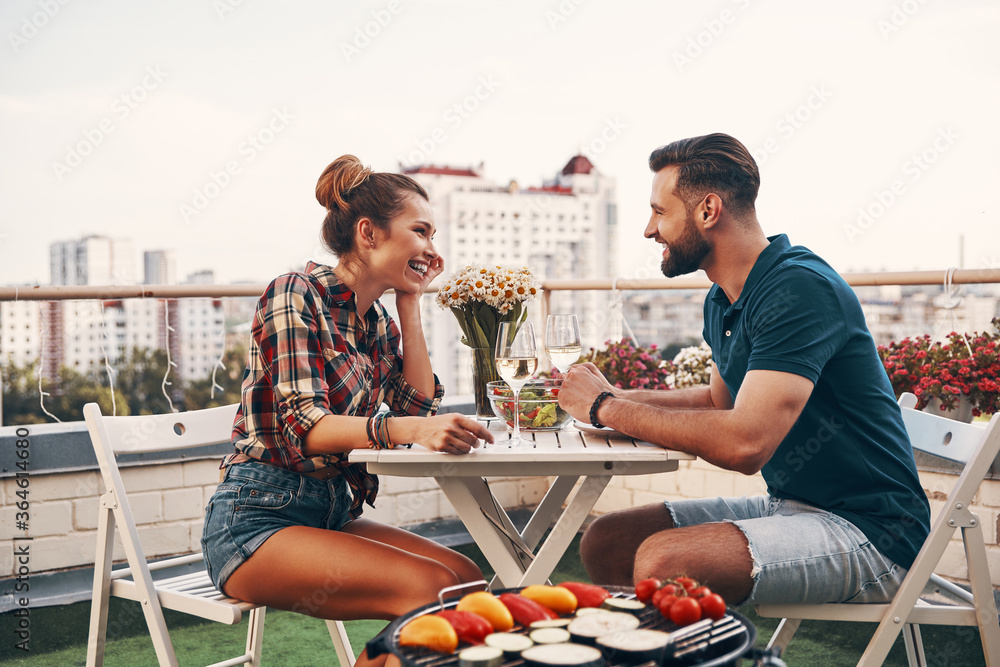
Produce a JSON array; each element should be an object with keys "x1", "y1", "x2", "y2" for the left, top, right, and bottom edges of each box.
[
  {"x1": 672, "y1": 342, "x2": 714, "y2": 388},
  {"x1": 577, "y1": 338, "x2": 674, "y2": 390},
  {"x1": 878, "y1": 318, "x2": 1000, "y2": 417}
]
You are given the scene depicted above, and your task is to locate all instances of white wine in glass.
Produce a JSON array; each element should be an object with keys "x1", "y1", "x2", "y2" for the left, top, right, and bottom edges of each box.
[
  {"x1": 495, "y1": 321, "x2": 538, "y2": 445},
  {"x1": 545, "y1": 314, "x2": 582, "y2": 374},
  {"x1": 495, "y1": 356, "x2": 539, "y2": 385}
]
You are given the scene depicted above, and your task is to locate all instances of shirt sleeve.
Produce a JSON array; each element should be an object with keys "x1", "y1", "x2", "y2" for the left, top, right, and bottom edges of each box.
[
  {"x1": 258, "y1": 274, "x2": 333, "y2": 450},
  {"x1": 381, "y1": 315, "x2": 444, "y2": 416},
  {"x1": 744, "y1": 267, "x2": 849, "y2": 383}
]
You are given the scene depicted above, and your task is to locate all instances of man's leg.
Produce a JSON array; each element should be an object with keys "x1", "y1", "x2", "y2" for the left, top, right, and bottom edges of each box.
[
  {"x1": 582, "y1": 496, "x2": 766, "y2": 602},
  {"x1": 634, "y1": 522, "x2": 753, "y2": 603},
  {"x1": 580, "y1": 503, "x2": 675, "y2": 586}
]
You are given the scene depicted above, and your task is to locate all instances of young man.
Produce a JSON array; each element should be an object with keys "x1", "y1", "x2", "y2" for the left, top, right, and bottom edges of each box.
[{"x1": 558, "y1": 133, "x2": 930, "y2": 605}]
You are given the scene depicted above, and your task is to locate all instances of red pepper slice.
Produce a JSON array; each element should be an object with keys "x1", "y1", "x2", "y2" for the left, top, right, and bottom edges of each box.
[
  {"x1": 498, "y1": 593, "x2": 558, "y2": 626},
  {"x1": 557, "y1": 581, "x2": 611, "y2": 608}
]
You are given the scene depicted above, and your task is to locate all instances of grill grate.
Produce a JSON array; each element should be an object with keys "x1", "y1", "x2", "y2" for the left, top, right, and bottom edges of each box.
[{"x1": 385, "y1": 591, "x2": 754, "y2": 667}]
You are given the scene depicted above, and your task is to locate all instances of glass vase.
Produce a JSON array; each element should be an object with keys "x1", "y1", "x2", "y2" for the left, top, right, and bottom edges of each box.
[{"x1": 470, "y1": 346, "x2": 501, "y2": 420}]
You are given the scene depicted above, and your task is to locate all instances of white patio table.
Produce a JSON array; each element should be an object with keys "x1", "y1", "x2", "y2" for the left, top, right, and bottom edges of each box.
[{"x1": 349, "y1": 424, "x2": 695, "y2": 589}]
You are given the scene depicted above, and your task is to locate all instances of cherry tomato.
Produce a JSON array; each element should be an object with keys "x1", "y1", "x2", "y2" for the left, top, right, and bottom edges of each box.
[
  {"x1": 551, "y1": 388, "x2": 560, "y2": 396},
  {"x1": 669, "y1": 596, "x2": 702, "y2": 626},
  {"x1": 699, "y1": 593, "x2": 726, "y2": 621},
  {"x1": 634, "y1": 578, "x2": 661, "y2": 603},
  {"x1": 689, "y1": 586, "x2": 711, "y2": 599},
  {"x1": 656, "y1": 594, "x2": 680, "y2": 618},
  {"x1": 651, "y1": 583, "x2": 680, "y2": 607},
  {"x1": 673, "y1": 576, "x2": 698, "y2": 592}
]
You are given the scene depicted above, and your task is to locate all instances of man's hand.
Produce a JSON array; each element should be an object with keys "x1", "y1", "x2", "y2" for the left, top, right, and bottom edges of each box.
[{"x1": 558, "y1": 363, "x2": 617, "y2": 423}]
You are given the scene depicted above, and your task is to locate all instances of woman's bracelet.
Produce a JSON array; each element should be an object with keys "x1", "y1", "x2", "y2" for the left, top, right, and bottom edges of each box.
[
  {"x1": 366, "y1": 411, "x2": 399, "y2": 450},
  {"x1": 589, "y1": 391, "x2": 616, "y2": 429}
]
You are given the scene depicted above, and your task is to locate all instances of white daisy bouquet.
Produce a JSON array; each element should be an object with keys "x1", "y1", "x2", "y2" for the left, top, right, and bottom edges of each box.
[{"x1": 435, "y1": 264, "x2": 541, "y2": 351}]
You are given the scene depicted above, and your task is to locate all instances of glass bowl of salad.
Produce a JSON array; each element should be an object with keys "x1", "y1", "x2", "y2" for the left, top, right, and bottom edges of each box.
[{"x1": 486, "y1": 378, "x2": 572, "y2": 431}]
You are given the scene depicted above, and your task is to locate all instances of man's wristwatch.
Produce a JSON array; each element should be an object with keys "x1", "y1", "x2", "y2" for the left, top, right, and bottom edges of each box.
[{"x1": 589, "y1": 391, "x2": 616, "y2": 429}]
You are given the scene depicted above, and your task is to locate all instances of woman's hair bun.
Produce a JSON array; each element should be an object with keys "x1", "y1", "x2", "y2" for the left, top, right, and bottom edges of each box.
[{"x1": 315, "y1": 154, "x2": 374, "y2": 212}]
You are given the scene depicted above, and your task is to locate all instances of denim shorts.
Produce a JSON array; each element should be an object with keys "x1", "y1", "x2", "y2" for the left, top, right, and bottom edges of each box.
[
  {"x1": 665, "y1": 495, "x2": 907, "y2": 605},
  {"x1": 201, "y1": 460, "x2": 353, "y2": 594}
]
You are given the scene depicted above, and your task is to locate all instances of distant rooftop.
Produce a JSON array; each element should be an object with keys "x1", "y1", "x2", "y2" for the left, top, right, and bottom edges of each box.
[
  {"x1": 402, "y1": 165, "x2": 482, "y2": 177},
  {"x1": 561, "y1": 154, "x2": 595, "y2": 175}
]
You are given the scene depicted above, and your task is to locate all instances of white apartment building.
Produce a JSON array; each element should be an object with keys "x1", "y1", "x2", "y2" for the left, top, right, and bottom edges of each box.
[
  {"x1": 0, "y1": 300, "x2": 41, "y2": 367},
  {"x1": 405, "y1": 155, "x2": 618, "y2": 395},
  {"x1": 50, "y1": 235, "x2": 136, "y2": 286}
]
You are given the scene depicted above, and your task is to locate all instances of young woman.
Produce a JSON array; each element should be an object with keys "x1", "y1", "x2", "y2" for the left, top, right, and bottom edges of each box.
[{"x1": 202, "y1": 155, "x2": 493, "y2": 667}]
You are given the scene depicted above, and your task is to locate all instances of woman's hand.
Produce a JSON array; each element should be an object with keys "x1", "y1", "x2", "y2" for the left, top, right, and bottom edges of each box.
[
  {"x1": 396, "y1": 256, "x2": 444, "y2": 306},
  {"x1": 392, "y1": 413, "x2": 494, "y2": 455}
]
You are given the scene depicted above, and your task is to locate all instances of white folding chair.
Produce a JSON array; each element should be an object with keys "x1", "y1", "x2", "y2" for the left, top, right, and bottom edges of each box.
[
  {"x1": 757, "y1": 392, "x2": 1000, "y2": 666},
  {"x1": 84, "y1": 402, "x2": 356, "y2": 667}
]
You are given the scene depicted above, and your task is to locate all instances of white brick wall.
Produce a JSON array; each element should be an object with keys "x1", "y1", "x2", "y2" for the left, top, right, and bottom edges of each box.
[{"x1": 4, "y1": 458, "x2": 998, "y2": 592}]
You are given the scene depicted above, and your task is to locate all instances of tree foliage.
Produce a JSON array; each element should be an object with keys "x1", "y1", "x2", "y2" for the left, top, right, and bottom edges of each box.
[{"x1": 1, "y1": 346, "x2": 248, "y2": 426}]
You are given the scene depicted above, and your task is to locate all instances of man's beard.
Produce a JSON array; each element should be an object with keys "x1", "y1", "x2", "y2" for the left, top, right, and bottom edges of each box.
[{"x1": 660, "y1": 213, "x2": 711, "y2": 278}]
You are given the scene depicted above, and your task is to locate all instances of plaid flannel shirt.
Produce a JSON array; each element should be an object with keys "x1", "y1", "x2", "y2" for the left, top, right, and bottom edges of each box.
[{"x1": 226, "y1": 262, "x2": 443, "y2": 518}]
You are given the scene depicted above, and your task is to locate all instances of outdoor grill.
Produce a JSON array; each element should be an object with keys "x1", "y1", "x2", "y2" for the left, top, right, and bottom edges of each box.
[{"x1": 367, "y1": 586, "x2": 784, "y2": 667}]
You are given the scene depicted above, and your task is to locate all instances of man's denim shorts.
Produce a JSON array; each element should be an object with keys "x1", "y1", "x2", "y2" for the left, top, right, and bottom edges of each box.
[
  {"x1": 201, "y1": 460, "x2": 353, "y2": 594},
  {"x1": 665, "y1": 495, "x2": 907, "y2": 605}
]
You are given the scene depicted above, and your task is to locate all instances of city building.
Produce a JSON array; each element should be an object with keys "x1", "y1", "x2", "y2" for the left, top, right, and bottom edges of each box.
[
  {"x1": 0, "y1": 239, "x2": 226, "y2": 394},
  {"x1": 404, "y1": 155, "x2": 618, "y2": 395},
  {"x1": 143, "y1": 249, "x2": 176, "y2": 285}
]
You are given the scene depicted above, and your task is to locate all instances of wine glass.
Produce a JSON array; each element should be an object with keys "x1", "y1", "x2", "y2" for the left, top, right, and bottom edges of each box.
[
  {"x1": 495, "y1": 321, "x2": 538, "y2": 445},
  {"x1": 545, "y1": 314, "x2": 582, "y2": 374}
]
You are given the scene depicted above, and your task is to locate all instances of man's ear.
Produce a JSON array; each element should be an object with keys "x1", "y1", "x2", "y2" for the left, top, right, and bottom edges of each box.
[{"x1": 701, "y1": 194, "x2": 723, "y2": 229}]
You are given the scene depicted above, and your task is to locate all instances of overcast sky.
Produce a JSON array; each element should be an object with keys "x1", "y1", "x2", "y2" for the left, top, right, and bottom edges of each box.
[{"x1": 1, "y1": 0, "x2": 998, "y2": 288}]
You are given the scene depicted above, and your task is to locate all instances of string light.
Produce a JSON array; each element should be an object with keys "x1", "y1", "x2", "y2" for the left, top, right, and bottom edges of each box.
[
  {"x1": 943, "y1": 267, "x2": 974, "y2": 357},
  {"x1": 161, "y1": 300, "x2": 178, "y2": 413},
  {"x1": 210, "y1": 325, "x2": 226, "y2": 399},
  {"x1": 36, "y1": 302, "x2": 61, "y2": 423},
  {"x1": 99, "y1": 301, "x2": 117, "y2": 416}
]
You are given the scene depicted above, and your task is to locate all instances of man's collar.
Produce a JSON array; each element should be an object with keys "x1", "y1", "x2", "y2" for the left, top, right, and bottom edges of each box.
[{"x1": 710, "y1": 234, "x2": 791, "y2": 311}]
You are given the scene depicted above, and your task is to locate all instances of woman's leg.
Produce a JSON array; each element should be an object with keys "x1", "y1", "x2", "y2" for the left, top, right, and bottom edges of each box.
[
  {"x1": 223, "y1": 523, "x2": 483, "y2": 667},
  {"x1": 341, "y1": 518, "x2": 484, "y2": 586}
]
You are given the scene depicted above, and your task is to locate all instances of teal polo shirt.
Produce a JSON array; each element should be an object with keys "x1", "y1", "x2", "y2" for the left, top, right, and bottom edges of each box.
[{"x1": 702, "y1": 234, "x2": 930, "y2": 569}]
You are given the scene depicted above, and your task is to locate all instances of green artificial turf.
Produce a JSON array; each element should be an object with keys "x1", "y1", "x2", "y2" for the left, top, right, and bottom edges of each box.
[{"x1": 0, "y1": 534, "x2": 988, "y2": 666}]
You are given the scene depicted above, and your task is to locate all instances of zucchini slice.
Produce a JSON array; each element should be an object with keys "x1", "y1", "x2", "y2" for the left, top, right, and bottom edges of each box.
[
  {"x1": 521, "y1": 642, "x2": 605, "y2": 667},
  {"x1": 485, "y1": 632, "x2": 534, "y2": 657},
  {"x1": 596, "y1": 629, "x2": 672, "y2": 664},
  {"x1": 458, "y1": 645, "x2": 504, "y2": 667},
  {"x1": 567, "y1": 611, "x2": 641, "y2": 645}
]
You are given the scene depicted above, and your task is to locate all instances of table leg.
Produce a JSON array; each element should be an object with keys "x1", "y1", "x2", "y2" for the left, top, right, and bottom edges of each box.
[
  {"x1": 521, "y1": 476, "x2": 580, "y2": 551},
  {"x1": 517, "y1": 475, "x2": 611, "y2": 586},
  {"x1": 435, "y1": 477, "x2": 532, "y2": 588}
]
